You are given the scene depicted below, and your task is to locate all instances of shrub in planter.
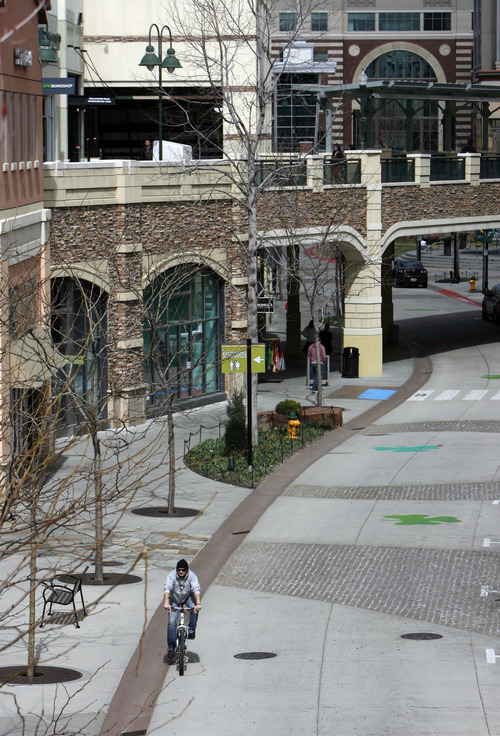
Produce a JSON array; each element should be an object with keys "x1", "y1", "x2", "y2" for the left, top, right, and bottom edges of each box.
[
  {"x1": 275, "y1": 399, "x2": 302, "y2": 417},
  {"x1": 224, "y1": 390, "x2": 247, "y2": 456}
]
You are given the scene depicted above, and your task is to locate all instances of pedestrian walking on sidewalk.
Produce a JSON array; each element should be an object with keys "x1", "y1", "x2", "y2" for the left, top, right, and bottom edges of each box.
[
  {"x1": 163, "y1": 559, "x2": 202, "y2": 657},
  {"x1": 307, "y1": 341, "x2": 326, "y2": 392}
]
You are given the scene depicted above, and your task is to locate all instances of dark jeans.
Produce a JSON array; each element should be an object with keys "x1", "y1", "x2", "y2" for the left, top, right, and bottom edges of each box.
[{"x1": 167, "y1": 595, "x2": 198, "y2": 650}]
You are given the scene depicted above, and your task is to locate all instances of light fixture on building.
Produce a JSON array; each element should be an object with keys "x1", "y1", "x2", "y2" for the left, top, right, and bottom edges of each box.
[
  {"x1": 39, "y1": 26, "x2": 58, "y2": 67},
  {"x1": 139, "y1": 24, "x2": 182, "y2": 160}
]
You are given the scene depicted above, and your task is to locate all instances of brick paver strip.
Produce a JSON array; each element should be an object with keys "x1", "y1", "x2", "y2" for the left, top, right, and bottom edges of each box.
[
  {"x1": 286, "y1": 480, "x2": 500, "y2": 500},
  {"x1": 98, "y1": 343, "x2": 431, "y2": 736},
  {"x1": 215, "y1": 541, "x2": 500, "y2": 637}
]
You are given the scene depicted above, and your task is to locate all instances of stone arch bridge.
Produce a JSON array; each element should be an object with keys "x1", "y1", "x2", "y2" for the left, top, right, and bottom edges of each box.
[{"x1": 44, "y1": 150, "x2": 500, "y2": 423}]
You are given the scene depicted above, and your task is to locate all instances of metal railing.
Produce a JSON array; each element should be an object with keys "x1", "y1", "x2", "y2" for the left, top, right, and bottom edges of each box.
[
  {"x1": 323, "y1": 158, "x2": 361, "y2": 185},
  {"x1": 430, "y1": 157, "x2": 465, "y2": 181},
  {"x1": 381, "y1": 158, "x2": 415, "y2": 183},
  {"x1": 480, "y1": 155, "x2": 500, "y2": 180},
  {"x1": 255, "y1": 160, "x2": 307, "y2": 187}
]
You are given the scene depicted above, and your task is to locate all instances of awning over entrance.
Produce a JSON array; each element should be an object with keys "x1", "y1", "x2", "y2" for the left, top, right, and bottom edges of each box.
[{"x1": 10, "y1": 326, "x2": 66, "y2": 387}]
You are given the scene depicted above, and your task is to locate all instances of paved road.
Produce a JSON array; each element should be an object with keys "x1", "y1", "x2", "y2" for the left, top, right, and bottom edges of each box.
[{"x1": 145, "y1": 281, "x2": 500, "y2": 736}]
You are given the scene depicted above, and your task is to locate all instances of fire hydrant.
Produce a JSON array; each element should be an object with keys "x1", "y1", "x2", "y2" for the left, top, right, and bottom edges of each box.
[
  {"x1": 287, "y1": 412, "x2": 300, "y2": 439},
  {"x1": 469, "y1": 278, "x2": 476, "y2": 292}
]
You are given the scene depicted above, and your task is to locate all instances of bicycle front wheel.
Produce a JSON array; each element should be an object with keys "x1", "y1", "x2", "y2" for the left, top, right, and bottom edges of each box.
[{"x1": 177, "y1": 629, "x2": 186, "y2": 676}]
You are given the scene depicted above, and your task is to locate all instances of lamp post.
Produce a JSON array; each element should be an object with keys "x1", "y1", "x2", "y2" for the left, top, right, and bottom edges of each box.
[
  {"x1": 39, "y1": 26, "x2": 58, "y2": 66},
  {"x1": 358, "y1": 69, "x2": 367, "y2": 149},
  {"x1": 139, "y1": 24, "x2": 182, "y2": 161}
]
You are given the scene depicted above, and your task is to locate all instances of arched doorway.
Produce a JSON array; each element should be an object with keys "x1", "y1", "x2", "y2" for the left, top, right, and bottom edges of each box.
[
  {"x1": 51, "y1": 277, "x2": 108, "y2": 435},
  {"x1": 365, "y1": 51, "x2": 439, "y2": 151},
  {"x1": 144, "y1": 266, "x2": 223, "y2": 413}
]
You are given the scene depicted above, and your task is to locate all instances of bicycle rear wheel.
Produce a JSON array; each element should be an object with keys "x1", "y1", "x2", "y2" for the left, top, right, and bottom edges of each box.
[{"x1": 177, "y1": 629, "x2": 186, "y2": 676}]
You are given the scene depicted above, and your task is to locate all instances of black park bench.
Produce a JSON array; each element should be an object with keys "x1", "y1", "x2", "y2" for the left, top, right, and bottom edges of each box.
[{"x1": 39, "y1": 574, "x2": 86, "y2": 628}]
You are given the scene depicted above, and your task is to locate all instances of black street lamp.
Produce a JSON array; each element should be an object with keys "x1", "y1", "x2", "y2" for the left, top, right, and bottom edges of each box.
[
  {"x1": 358, "y1": 69, "x2": 367, "y2": 149},
  {"x1": 139, "y1": 24, "x2": 182, "y2": 161}
]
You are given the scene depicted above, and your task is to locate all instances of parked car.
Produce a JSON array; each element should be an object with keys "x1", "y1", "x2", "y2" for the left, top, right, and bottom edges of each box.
[
  {"x1": 393, "y1": 258, "x2": 428, "y2": 288},
  {"x1": 482, "y1": 284, "x2": 500, "y2": 324}
]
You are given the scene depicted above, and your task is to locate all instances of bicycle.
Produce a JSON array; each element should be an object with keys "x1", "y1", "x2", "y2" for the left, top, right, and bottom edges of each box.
[{"x1": 171, "y1": 606, "x2": 193, "y2": 676}]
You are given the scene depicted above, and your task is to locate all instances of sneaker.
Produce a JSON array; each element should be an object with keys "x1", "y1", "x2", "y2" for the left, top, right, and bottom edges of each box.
[
  {"x1": 188, "y1": 632, "x2": 196, "y2": 640},
  {"x1": 167, "y1": 649, "x2": 175, "y2": 658}
]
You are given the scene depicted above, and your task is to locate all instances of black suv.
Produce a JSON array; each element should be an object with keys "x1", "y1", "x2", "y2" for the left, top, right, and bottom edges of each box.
[
  {"x1": 393, "y1": 259, "x2": 428, "y2": 288},
  {"x1": 482, "y1": 284, "x2": 500, "y2": 324}
]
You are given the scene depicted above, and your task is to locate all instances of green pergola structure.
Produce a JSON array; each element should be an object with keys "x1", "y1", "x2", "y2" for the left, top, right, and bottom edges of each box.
[{"x1": 292, "y1": 80, "x2": 500, "y2": 153}]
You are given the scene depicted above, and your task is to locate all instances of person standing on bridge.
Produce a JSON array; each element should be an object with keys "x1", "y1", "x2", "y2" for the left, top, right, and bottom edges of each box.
[{"x1": 164, "y1": 559, "x2": 202, "y2": 658}]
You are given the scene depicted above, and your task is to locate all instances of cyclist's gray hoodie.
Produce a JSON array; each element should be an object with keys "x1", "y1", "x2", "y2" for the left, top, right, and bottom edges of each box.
[{"x1": 163, "y1": 569, "x2": 201, "y2": 605}]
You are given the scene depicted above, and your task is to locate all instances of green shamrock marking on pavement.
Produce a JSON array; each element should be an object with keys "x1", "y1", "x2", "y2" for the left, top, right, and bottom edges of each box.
[
  {"x1": 374, "y1": 445, "x2": 440, "y2": 453},
  {"x1": 384, "y1": 514, "x2": 461, "y2": 526}
]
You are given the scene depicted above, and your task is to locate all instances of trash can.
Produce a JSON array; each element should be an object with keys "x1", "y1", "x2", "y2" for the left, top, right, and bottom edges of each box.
[{"x1": 342, "y1": 347, "x2": 359, "y2": 378}]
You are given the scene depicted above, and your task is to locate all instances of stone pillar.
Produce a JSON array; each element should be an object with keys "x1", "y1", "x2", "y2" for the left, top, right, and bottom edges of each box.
[{"x1": 342, "y1": 151, "x2": 383, "y2": 377}]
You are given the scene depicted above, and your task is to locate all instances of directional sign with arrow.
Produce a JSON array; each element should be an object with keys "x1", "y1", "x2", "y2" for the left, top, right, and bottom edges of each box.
[{"x1": 221, "y1": 344, "x2": 266, "y2": 373}]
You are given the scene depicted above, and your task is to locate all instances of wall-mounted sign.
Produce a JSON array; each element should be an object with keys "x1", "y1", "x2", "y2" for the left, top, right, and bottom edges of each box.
[
  {"x1": 43, "y1": 78, "x2": 76, "y2": 95},
  {"x1": 68, "y1": 96, "x2": 116, "y2": 106},
  {"x1": 14, "y1": 48, "x2": 33, "y2": 67}
]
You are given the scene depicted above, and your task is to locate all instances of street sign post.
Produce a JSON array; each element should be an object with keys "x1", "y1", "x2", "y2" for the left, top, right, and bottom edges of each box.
[{"x1": 221, "y1": 344, "x2": 266, "y2": 373}]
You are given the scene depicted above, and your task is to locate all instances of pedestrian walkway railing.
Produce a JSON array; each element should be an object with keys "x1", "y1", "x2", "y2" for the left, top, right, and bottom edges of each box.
[
  {"x1": 381, "y1": 158, "x2": 415, "y2": 183},
  {"x1": 255, "y1": 159, "x2": 307, "y2": 187},
  {"x1": 430, "y1": 156, "x2": 465, "y2": 181},
  {"x1": 480, "y1": 155, "x2": 500, "y2": 179},
  {"x1": 323, "y1": 158, "x2": 361, "y2": 185}
]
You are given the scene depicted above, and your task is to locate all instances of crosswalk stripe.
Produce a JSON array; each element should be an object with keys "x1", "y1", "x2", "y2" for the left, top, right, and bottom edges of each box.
[
  {"x1": 435, "y1": 390, "x2": 460, "y2": 401},
  {"x1": 407, "y1": 390, "x2": 434, "y2": 401},
  {"x1": 463, "y1": 390, "x2": 488, "y2": 400},
  {"x1": 407, "y1": 389, "x2": 498, "y2": 402}
]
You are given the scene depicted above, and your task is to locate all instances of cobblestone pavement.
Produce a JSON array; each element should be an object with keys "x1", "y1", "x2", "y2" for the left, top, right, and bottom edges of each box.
[
  {"x1": 215, "y1": 540, "x2": 500, "y2": 637},
  {"x1": 285, "y1": 480, "x2": 500, "y2": 500},
  {"x1": 364, "y1": 420, "x2": 500, "y2": 434}
]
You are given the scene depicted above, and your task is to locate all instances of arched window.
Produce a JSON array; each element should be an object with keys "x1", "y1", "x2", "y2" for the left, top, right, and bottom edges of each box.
[
  {"x1": 144, "y1": 266, "x2": 222, "y2": 412},
  {"x1": 51, "y1": 277, "x2": 108, "y2": 435},
  {"x1": 366, "y1": 51, "x2": 439, "y2": 151}
]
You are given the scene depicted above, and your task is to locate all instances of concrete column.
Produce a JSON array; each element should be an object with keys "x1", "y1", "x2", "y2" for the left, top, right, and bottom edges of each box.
[
  {"x1": 408, "y1": 154, "x2": 431, "y2": 188},
  {"x1": 342, "y1": 150, "x2": 383, "y2": 377}
]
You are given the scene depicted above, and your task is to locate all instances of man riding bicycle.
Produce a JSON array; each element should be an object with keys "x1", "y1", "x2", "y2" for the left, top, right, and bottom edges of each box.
[{"x1": 163, "y1": 559, "x2": 201, "y2": 658}]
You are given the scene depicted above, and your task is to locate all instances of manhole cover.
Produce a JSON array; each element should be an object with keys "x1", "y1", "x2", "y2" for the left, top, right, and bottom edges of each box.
[
  {"x1": 401, "y1": 633, "x2": 443, "y2": 641},
  {"x1": 234, "y1": 652, "x2": 277, "y2": 660},
  {"x1": 0, "y1": 665, "x2": 82, "y2": 685},
  {"x1": 57, "y1": 573, "x2": 142, "y2": 586},
  {"x1": 130, "y1": 506, "x2": 199, "y2": 518}
]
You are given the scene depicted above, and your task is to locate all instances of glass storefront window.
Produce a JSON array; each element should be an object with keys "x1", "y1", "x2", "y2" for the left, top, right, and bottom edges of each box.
[{"x1": 144, "y1": 266, "x2": 222, "y2": 412}]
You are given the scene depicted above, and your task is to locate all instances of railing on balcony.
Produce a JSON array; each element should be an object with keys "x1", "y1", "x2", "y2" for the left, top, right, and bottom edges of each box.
[
  {"x1": 323, "y1": 158, "x2": 361, "y2": 185},
  {"x1": 255, "y1": 160, "x2": 307, "y2": 187},
  {"x1": 480, "y1": 155, "x2": 500, "y2": 180},
  {"x1": 381, "y1": 158, "x2": 415, "y2": 183},
  {"x1": 430, "y1": 157, "x2": 465, "y2": 181}
]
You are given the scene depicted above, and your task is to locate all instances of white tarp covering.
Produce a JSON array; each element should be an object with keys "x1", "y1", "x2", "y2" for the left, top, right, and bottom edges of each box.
[{"x1": 152, "y1": 140, "x2": 192, "y2": 162}]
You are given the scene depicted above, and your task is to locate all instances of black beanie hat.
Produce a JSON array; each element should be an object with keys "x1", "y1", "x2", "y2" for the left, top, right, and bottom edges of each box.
[{"x1": 177, "y1": 559, "x2": 189, "y2": 571}]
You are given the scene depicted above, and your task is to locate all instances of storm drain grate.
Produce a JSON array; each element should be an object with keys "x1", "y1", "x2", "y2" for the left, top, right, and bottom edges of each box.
[
  {"x1": 121, "y1": 731, "x2": 147, "y2": 736},
  {"x1": 234, "y1": 652, "x2": 277, "y2": 660},
  {"x1": 401, "y1": 633, "x2": 443, "y2": 641}
]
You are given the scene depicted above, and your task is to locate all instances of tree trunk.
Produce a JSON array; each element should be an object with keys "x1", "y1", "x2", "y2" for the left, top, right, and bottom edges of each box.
[
  {"x1": 167, "y1": 403, "x2": 176, "y2": 515},
  {"x1": 27, "y1": 506, "x2": 37, "y2": 681},
  {"x1": 92, "y1": 428, "x2": 104, "y2": 582}
]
